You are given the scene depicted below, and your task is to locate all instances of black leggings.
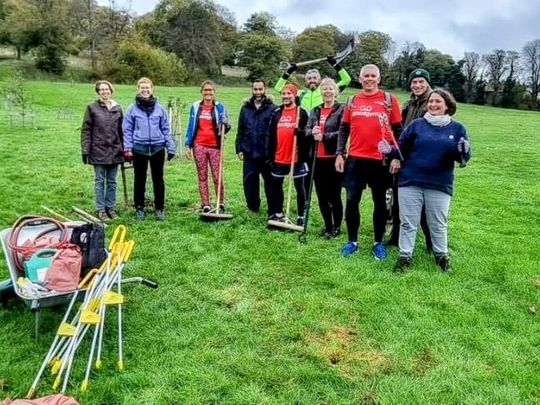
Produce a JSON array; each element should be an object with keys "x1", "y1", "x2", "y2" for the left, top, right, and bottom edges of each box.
[
  {"x1": 132, "y1": 149, "x2": 166, "y2": 210},
  {"x1": 268, "y1": 175, "x2": 306, "y2": 217},
  {"x1": 343, "y1": 158, "x2": 388, "y2": 243},
  {"x1": 314, "y1": 158, "x2": 343, "y2": 232}
]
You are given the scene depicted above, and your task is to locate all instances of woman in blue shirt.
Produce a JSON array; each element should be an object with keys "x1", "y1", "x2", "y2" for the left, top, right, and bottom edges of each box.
[{"x1": 379, "y1": 88, "x2": 471, "y2": 273}]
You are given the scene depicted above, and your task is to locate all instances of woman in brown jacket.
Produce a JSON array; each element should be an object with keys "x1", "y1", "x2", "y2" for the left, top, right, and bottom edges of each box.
[{"x1": 81, "y1": 80, "x2": 124, "y2": 220}]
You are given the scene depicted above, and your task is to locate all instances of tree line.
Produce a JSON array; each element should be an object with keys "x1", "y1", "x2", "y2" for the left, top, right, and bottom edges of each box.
[{"x1": 1, "y1": 0, "x2": 539, "y2": 110}]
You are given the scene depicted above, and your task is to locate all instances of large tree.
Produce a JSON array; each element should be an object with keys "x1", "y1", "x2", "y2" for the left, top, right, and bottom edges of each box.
[
  {"x1": 237, "y1": 11, "x2": 289, "y2": 83},
  {"x1": 2, "y1": 0, "x2": 70, "y2": 73},
  {"x1": 243, "y1": 11, "x2": 277, "y2": 36},
  {"x1": 462, "y1": 51, "x2": 480, "y2": 102},
  {"x1": 392, "y1": 41, "x2": 426, "y2": 89},
  {"x1": 483, "y1": 49, "x2": 508, "y2": 93},
  {"x1": 421, "y1": 49, "x2": 455, "y2": 87},
  {"x1": 343, "y1": 30, "x2": 393, "y2": 84},
  {"x1": 522, "y1": 39, "x2": 540, "y2": 108},
  {"x1": 291, "y1": 25, "x2": 346, "y2": 77},
  {"x1": 151, "y1": 0, "x2": 229, "y2": 76}
]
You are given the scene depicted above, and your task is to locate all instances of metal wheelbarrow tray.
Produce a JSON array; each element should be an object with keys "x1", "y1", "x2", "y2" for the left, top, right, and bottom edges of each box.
[{"x1": 0, "y1": 221, "x2": 87, "y2": 336}]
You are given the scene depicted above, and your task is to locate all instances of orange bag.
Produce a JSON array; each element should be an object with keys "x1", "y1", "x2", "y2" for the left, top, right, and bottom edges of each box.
[{"x1": 43, "y1": 245, "x2": 82, "y2": 292}]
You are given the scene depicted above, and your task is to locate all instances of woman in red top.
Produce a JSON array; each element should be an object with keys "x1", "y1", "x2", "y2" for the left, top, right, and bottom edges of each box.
[
  {"x1": 265, "y1": 84, "x2": 309, "y2": 224},
  {"x1": 185, "y1": 80, "x2": 231, "y2": 212},
  {"x1": 306, "y1": 78, "x2": 345, "y2": 238}
]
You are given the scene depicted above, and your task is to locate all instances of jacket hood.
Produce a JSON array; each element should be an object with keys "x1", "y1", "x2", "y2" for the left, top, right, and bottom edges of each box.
[{"x1": 242, "y1": 94, "x2": 275, "y2": 107}]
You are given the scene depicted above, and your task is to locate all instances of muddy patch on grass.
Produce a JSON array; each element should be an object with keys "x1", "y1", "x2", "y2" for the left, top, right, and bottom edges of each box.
[{"x1": 303, "y1": 325, "x2": 391, "y2": 378}]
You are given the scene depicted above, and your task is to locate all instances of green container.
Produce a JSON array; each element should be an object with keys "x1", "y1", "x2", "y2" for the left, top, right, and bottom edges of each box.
[{"x1": 24, "y1": 249, "x2": 57, "y2": 282}]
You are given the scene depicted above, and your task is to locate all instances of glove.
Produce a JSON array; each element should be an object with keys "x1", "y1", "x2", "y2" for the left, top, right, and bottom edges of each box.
[
  {"x1": 123, "y1": 150, "x2": 133, "y2": 162},
  {"x1": 327, "y1": 55, "x2": 337, "y2": 66},
  {"x1": 82, "y1": 154, "x2": 89, "y2": 164},
  {"x1": 378, "y1": 140, "x2": 392, "y2": 154},
  {"x1": 457, "y1": 138, "x2": 470, "y2": 154},
  {"x1": 286, "y1": 63, "x2": 297, "y2": 76},
  {"x1": 167, "y1": 153, "x2": 175, "y2": 161}
]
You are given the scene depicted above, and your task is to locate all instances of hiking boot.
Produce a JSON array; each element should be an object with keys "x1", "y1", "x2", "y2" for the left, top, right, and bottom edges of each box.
[
  {"x1": 97, "y1": 210, "x2": 109, "y2": 222},
  {"x1": 296, "y1": 216, "x2": 305, "y2": 227},
  {"x1": 202, "y1": 205, "x2": 211, "y2": 213},
  {"x1": 435, "y1": 255, "x2": 451, "y2": 273},
  {"x1": 394, "y1": 256, "x2": 412, "y2": 273},
  {"x1": 156, "y1": 210, "x2": 165, "y2": 221},
  {"x1": 106, "y1": 208, "x2": 119, "y2": 220},
  {"x1": 341, "y1": 242, "x2": 359, "y2": 257},
  {"x1": 372, "y1": 242, "x2": 388, "y2": 260},
  {"x1": 135, "y1": 209, "x2": 145, "y2": 221}
]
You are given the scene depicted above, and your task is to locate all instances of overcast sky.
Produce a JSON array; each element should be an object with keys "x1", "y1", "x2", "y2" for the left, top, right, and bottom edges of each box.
[{"x1": 109, "y1": 0, "x2": 540, "y2": 60}]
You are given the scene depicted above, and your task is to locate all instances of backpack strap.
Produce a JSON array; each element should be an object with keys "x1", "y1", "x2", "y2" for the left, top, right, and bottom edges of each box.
[
  {"x1": 346, "y1": 95, "x2": 356, "y2": 110},
  {"x1": 383, "y1": 91, "x2": 392, "y2": 115}
]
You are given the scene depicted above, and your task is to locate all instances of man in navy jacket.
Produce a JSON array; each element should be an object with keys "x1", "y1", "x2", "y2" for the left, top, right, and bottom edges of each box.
[{"x1": 235, "y1": 79, "x2": 277, "y2": 213}]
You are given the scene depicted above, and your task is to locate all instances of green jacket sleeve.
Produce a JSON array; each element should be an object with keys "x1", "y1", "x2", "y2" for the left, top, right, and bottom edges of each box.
[
  {"x1": 274, "y1": 76, "x2": 287, "y2": 93},
  {"x1": 336, "y1": 67, "x2": 352, "y2": 91}
]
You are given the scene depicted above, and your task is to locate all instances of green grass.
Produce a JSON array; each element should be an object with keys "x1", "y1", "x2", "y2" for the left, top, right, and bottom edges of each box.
[{"x1": 0, "y1": 78, "x2": 539, "y2": 404}]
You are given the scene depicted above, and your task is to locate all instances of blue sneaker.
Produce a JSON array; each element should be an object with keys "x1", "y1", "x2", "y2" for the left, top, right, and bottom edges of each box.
[
  {"x1": 341, "y1": 242, "x2": 358, "y2": 257},
  {"x1": 372, "y1": 242, "x2": 387, "y2": 260}
]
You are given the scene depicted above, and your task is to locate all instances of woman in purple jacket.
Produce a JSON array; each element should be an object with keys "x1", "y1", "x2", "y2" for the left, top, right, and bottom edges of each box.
[{"x1": 123, "y1": 77, "x2": 176, "y2": 221}]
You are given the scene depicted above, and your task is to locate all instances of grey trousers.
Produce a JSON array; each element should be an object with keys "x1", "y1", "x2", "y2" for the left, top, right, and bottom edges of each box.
[{"x1": 398, "y1": 186, "x2": 451, "y2": 257}]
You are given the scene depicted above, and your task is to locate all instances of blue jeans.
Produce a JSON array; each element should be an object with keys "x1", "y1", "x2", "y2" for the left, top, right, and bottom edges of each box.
[{"x1": 94, "y1": 164, "x2": 118, "y2": 211}]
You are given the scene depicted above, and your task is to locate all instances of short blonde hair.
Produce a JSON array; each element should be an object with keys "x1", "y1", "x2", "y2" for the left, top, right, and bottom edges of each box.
[
  {"x1": 319, "y1": 78, "x2": 339, "y2": 98},
  {"x1": 137, "y1": 77, "x2": 153, "y2": 88}
]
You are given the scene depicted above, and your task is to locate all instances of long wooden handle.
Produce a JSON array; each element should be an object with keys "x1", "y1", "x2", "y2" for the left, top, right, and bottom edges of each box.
[{"x1": 216, "y1": 124, "x2": 225, "y2": 208}]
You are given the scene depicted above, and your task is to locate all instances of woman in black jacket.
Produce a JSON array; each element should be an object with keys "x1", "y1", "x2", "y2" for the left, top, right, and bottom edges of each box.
[
  {"x1": 306, "y1": 78, "x2": 344, "y2": 237},
  {"x1": 81, "y1": 80, "x2": 124, "y2": 220}
]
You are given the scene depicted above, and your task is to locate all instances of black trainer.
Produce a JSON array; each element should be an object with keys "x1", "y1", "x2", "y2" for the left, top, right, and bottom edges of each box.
[
  {"x1": 393, "y1": 256, "x2": 412, "y2": 273},
  {"x1": 319, "y1": 228, "x2": 332, "y2": 238},
  {"x1": 331, "y1": 226, "x2": 341, "y2": 238},
  {"x1": 435, "y1": 255, "x2": 451, "y2": 273}
]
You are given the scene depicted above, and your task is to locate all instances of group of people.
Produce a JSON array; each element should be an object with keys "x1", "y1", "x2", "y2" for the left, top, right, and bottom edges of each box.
[
  {"x1": 81, "y1": 77, "x2": 175, "y2": 222},
  {"x1": 81, "y1": 60, "x2": 471, "y2": 273},
  {"x1": 235, "y1": 62, "x2": 471, "y2": 272}
]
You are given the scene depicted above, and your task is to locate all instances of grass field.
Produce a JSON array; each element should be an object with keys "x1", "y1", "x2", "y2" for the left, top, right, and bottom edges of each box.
[{"x1": 0, "y1": 76, "x2": 539, "y2": 404}]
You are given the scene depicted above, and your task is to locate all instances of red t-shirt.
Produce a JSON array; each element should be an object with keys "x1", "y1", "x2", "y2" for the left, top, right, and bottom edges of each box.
[
  {"x1": 341, "y1": 91, "x2": 401, "y2": 159},
  {"x1": 317, "y1": 106, "x2": 334, "y2": 158},
  {"x1": 195, "y1": 103, "x2": 217, "y2": 147},
  {"x1": 275, "y1": 107, "x2": 298, "y2": 164}
]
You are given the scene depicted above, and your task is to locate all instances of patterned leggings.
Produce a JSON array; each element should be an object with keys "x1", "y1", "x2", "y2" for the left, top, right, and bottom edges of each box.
[{"x1": 194, "y1": 144, "x2": 225, "y2": 206}]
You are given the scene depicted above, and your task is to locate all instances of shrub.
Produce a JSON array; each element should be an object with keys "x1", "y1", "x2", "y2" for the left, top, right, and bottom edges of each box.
[{"x1": 101, "y1": 41, "x2": 188, "y2": 85}]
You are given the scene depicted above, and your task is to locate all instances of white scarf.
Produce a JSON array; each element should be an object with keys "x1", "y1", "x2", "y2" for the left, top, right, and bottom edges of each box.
[{"x1": 424, "y1": 112, "x2": 451, "y2": 127}]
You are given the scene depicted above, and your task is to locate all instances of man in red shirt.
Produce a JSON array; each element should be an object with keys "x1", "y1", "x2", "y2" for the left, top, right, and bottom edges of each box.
[
  {"x1": 265, "y1": 84, "x2": 310, "y2": 224},
  {"x1": 335, "y1": 64, "x2": 402, "y2": 259}
]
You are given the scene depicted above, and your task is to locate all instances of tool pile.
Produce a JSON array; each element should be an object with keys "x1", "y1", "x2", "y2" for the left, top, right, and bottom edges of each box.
[{"x1": 26, "y1": 225, "x2": 142, "y2": 398}]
